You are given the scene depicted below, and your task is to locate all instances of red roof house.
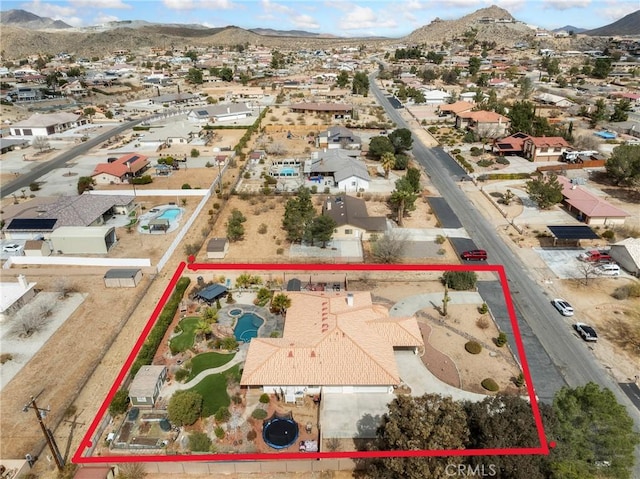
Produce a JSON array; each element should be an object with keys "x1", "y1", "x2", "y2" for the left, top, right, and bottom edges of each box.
[{"x1": 92, "y1": 153, "x2": 149, "y2": 185}]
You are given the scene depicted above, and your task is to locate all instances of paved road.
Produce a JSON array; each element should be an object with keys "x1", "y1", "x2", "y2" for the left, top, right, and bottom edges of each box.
[
  {"x1": 370, "y1": 73, "x2": 640, "y2": 469},
  {"x1": 1, "y1": 119, "x2": 144, "y2": 197}
]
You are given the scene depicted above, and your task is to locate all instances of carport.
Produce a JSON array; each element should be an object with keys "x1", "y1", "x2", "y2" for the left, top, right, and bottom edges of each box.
[{"x1": 547, "y1": 225, "x2": 600, "y2": 247}]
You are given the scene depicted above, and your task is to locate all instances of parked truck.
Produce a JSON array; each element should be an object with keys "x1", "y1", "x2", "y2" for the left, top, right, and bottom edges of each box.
[{"x1": 578, "y1": 250, "x2": 612, "y2": 263}]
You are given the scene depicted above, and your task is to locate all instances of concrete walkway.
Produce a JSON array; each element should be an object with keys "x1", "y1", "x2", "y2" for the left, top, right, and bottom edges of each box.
[{"x1": 389, "y1": 291, "x2": 483, "y2": 317}]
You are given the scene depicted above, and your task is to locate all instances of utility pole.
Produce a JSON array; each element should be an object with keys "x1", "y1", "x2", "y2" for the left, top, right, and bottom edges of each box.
[{"x1": 23, "y1": 393, "x2": 65, "y2": 471}]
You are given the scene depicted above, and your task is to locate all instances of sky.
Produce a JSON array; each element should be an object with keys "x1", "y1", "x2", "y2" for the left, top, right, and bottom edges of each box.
[{"x1": 3, "y1": 0, "x2": 639, "y2": 37}]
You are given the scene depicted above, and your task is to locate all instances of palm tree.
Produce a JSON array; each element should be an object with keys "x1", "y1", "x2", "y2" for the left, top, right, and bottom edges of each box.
[
  {"x1": 380, "y1": 152, "x2": 395, "y2": 179},
  {"x1": 270, "y1": 293, "x2": 291, "y2": 315},
  {"x1": 194, "y1": 319, "x2": 211, "y2": 343}
]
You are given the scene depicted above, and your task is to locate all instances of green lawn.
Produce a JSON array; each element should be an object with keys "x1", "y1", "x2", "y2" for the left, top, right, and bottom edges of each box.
[
  {"x1": 187, "y1": 352, "x2": 236, "y2": 382},
  {"x1": 169, "y1": 316, "x2": 200, "y2": 353},
  {"x1": 187, "y1": 364, "x2": 241, "y2": 417}
]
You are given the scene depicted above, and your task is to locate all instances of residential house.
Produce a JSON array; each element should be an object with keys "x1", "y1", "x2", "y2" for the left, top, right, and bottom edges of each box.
[
  {"x1": 522, "y1": 136, "x2": 570, "y2": 162},
  {"x1": 138, "y1": 122, "x2": 199, "y2": 147},
  {"x1": 60, "y1": 80, "x2": 88, "y2": 97},
  {"x1": 437, "y1": 100, "x2": 474, "y2": 117},
  {"x1": 322, "y1": 195, "x2": 387, "y2": 240},
  {"x1": 149, "y1": 93, "x2": 198, "y2": 106},
  {"x1": 455, "y1": 110, "x2": 510, "y2": 139},
  {"x1": 92, "y1": 153, "x2": 150, "y2": 185},
  {"x1": 557, "y1": 176, "x2": 630, "y2": 226},
  {"x1": 128, "y1": 365, "x2": 167, "y2": 408},
  {"x1": 9, "y1": 112, "x2": 88, "y2": 137},
  {"x1": 186, "y1": 103, "x2": 253, "y2": 124},
  {"x1": 289, "y1": 102, "x2": 353, "y2": 119},
  {"x1": 307, "y1": 149, "x2": 370, "y2": 192},
  {"x1": 240, "y1": 291, "x2": 423, "y2": 394},
  {"x1": 421, "y1": 89, "x2": 451, "y2": 105},
  {"x1": 317, "y1": 126, "x2": 361, "y2": 150},
  {"x1": 535, "y1": 92, "x2": 574, "y2": 108}
]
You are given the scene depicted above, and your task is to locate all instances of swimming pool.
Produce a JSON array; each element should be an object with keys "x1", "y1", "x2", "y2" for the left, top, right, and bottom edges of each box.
[
  {"x1": 234, "y1": 312, "x2": 264, "y2": 342},
  {"x1": 157, "y1": 208, "x2": 181, "y2": 220},
  {"x1": 279, "y1": 167, "x2": 296, "y2": 177}
]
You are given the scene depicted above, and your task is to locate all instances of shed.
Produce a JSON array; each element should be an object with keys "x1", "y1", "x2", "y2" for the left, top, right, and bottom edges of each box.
[
  {"x1": 206, "y1": 237, "x2": 229, "y2": 259},
  {"x1": 23, "y1": 239, "x2": 52, "y2": 256},
  {"x1": 50, "y1": 226, "x2": 116, "y2": 254},
  {"x1": 128, "y1": 365, "x2": 167, "y2": 408},
  {"x1": 104, "y1": 269, "x2": 143, "y2": 288},
  {"x1": 609, "y1": 238, "x2": 640, "y2": 277},
  {"x1": 286, "y1": 278, "x2": 302, "y2": 291},
  {"x1": 194, "y1": 283, "x2": 228, "y2": 305}
]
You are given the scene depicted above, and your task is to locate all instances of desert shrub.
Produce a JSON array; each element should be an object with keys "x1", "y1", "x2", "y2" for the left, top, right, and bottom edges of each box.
[
  {"x1": 478, "y1": 302, "x2": 489, "y2": 314},
  {"x1": 476, "y1": 316, "x2": 490, "y2": 329},
  {"x1": 29, "y1": 182, "x2": 40, "y2": 191},
  {"x1": 252, "y1": 408, "x2": 268, "y2": 420},
  {"x1": 437, "y1": 248, "x2": 446, "y2": 255},
  {"x1": 496, "y1": 331, "x2": 508, "y2": 347},
  {"x1": 246, "y1": 429, "x2": 258, "y2": 441},
  {"x1": 214, "y1": 426, "x2": 225, "y2": 439},
  {"x1": 496, "y1": 157, "x2": 510, "y2": 165},
  {"x1": 181, "y1": 183, "x2": 192, "y2": 189},
  {"x1": 476, "y1": 159, "x2": 493, "y2": 167},
  {"x1": 470, "y1": 147, "x2": 483, "y2": 157},
  {"x1": 259, "y1": 393, "x2": 270, "y2": 404},
  {"x1": 189, "y1": 431, "x2": 211, "y2": 452},
  {"x1": 0, "y1": 353, "x2": 13, "y2": 364},
  {"x1": 276, "y1": 247, "x2": 284, "y2": 255},
  {"x1": 481, "y1": 378, "x2": 499, "y2": 392},
  {"x1": 612, "y1": 283, "x2": 640, "y2": 300},
  {"x1": 451, "y1": 148, "x2": 461, "y2": 155},
  {"x1": 435, "y1": 234, "x2": 446, "y2": 245},
  {"x1": 465, "y1": 341, "x2": 482, "y2": 354},
  {"x1": 514, "y1": 373, "x2": 525, "y2": 388},
  {"x1": 442, "y1": 271, "x2": 478, "y2": 290},
  {"x1": 258, "y1": 223, "x2": 268, "y2": 234},
  {"x1": 601, "y1": 229, "x2": 615, "y2": 240},
  {"x1": 131, "y1": 175, "x2": 152, "y2": 185},
  {"x1": 215, "y1": 406, "x2": 231, "y2": 423},
  {"x1": 174, "y1": 368, "x2": 189, "y2": 382}
]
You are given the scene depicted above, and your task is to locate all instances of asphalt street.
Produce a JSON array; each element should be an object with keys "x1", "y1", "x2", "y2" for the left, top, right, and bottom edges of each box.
[{"x1": 370, "y1": 73, "x2": 640, "y2": 470}]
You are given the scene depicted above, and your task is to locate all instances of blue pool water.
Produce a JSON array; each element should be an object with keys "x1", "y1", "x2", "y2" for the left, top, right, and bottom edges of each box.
[
  {"x1": 158, "y1": 208, "x2": 181, "y2": 220},
  {"x1": 280, "y1": 167, "x2": 296, "y2": 176},
  {"x1": 234, "y1": 312, "x2": 264, "y2": 342}
]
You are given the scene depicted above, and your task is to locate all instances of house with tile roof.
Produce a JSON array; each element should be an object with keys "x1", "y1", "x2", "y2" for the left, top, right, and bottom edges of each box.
[
  {"x1": 523, "y1": 136, "x2": 571, "y2": 162},
  {"x1": 240, "y1": 291, "x2": 423, "y2": 394},
  {"x1": 92, "y1": 153, "x2": 150, "y2": 185},
  {"x1": 9, "y1": 112, "x2": 88, "y2": 137},
  {"x1": 437, "y1": 101, "x2": 474, "y2": 117},
  {"x1": 322, "y1": 195, "x2": 387, "y2": 240},
  {"x1": 455, "y1": 110, "x2": 510, "y2": 139},
  {"x1": 557, "y1": 175, "x2": 629, "y2": 226},
  {"x1": 317, "y1": 126, "x2": 361, "y2": 150},
  {"x1": 186, "y1": 103, "x2": 253, "y2": 124}
]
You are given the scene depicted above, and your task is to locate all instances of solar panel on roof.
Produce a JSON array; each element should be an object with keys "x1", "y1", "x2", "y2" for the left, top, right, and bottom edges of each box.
[
  {"x1": 7, "y1": 218, "x2": 57, "y2": 230},
  {"x1": 547, "y1": 225, "x2": 599, "y2": 240},
  {"x1": 198, "y1": 110, "x2": 208, "y2": 115},
  {"x1": 128, "y1": 155, "x2": 139, "y2": 163}
]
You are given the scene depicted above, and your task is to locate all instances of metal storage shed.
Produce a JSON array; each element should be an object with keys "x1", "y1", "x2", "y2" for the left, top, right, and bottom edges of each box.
[
  {"x1": 610, "y1": 238, "x2": 640, "y2": 277},
  {"x1": 206, "y1": 237, "x2": 229, "y2": 259},
  {"x1": 50, "y1": 226, "x2": 116, "y2": 254},
  {"x1": 104, "y1": 269, "x2": 143, "y2": 288}
]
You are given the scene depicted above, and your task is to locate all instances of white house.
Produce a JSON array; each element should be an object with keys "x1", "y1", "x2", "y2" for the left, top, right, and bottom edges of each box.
[
  {"x1": 186, "y1": 103, "x2": 253, "y2": 124},
  {"x1": 10, "y1": 112, "x2": 88, "y2": 137},
  {"x1": 307, "y1": 149, "x2": 370, "y2": 192},
  {"x1": 421, "y1": 89, "x2": 452, "y2": 105}
]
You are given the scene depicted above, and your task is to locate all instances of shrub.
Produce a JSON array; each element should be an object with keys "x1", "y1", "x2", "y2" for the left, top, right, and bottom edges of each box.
[
  {"x1": 29, "y1": 182, "x2": 40, "y2": 191},
  {"x1": 246, "y1": 430, "x2": 257, "y2": 441},
  {"x1": 174, "y1": 368, "x2": 189, "y2": 382},
  {"x1": 601, "y1": 229, "x2": 615, "y2": 240},
  {"x1": 465, "y1": 341, "x2": 482, "y2": 354},
  {"x1": 476, "y1": 159, "x2": 493, "y2": 167},
  {"x1": 612, "y1": 283, "x2": 640, "y2": 300},
  {"x1": 478, "y1": 302, "x2": 489, "y2": 314},
  {"x1": 108, "y1": 390, "x2": 129, "y2": 416},
  {"x1": 435, "y1": 234, "x2": 446, "y2": 244},
  {"x1": 514, "y1": 373, "x2": 525, "y2": 388},
  {"x1": 258, "y1": 223, "x2": 268, "y2": 234},
  {"x1": 259, "y1": 393, "x2": 270, "y2": 404},
  {"x1": 189, "y1": 431, "x2": 211, "y2": 452},
  {"x1": 481, "y1": 378, "x2": 499, "y2": 392},
  {"x1": 442, "y1": 271, "x2": 478, "y2": 290},
  {"x1": 214, "y1": 426, "x2": 225, "y2": 439},
  {"x1": 496, "y1": 331, "x2": 508, "y2": 347},
  {"x1": 252, "y1": 408, "x2": 268, "y2": 420},
  {"x1": 220, "y1": 336, "x2": 238, "y2": 350},
  {"x1": 131, "y1": 175, "x2": 153, "y2": 185},
  {"x1": 190, "y1": 148, "x2": 200, "y2": 158},
  {"x1": 496, "y1": 157, "x2": 510, "y2": 165},
  {"x1": 215, "y1": 406, "x2": 231, "y2": 423},
  {"x1": 470, "y1": 147, "x2": 483, "y2": 157},
  {"x1": 181, "y1": 183, "x2": 192, "y2": 189},
  {"x1": 476, "y1": 316, "x2": 490, "y2": 329}
]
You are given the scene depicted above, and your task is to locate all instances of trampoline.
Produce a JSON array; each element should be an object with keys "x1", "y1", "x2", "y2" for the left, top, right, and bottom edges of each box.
[{"x1": 262, "y1": 411, "x2": 299, "y2": 449}]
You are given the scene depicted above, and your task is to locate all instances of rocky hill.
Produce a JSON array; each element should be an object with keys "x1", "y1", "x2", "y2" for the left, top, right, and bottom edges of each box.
[
  {"x1": 583, "y1": 9, "x2": 640, "y2": 36},
  {"x1": 0, "y1": 9, "x2": 70, "y2": 29}
]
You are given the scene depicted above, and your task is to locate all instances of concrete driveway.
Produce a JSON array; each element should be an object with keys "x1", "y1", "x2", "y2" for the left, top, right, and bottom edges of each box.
[{"x1": 289, "y1": 239, "x2": 363, "y2": 262}]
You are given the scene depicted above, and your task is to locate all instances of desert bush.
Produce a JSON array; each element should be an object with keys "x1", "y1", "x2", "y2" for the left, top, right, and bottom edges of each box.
[
  {"x1": 442, "y1": 271, "x2": 478, "y2": 290},
  {"x1": 601, "y1": 229, "x2": 615, "y2": 240},
  {"x1": 476, "y1": 316, "x2": 490, "y2": 329},
  {"x1": 174, "y1": 368, "x2": 189, "y2": 382},
  {"x1": 476, "y1": 159, "x2": 493, "y2": 167},
  {"x1": 496, "y1": 331, "x2": 508, "y2": 347},
  {"x1": 435, "y1": 234, "x2": 446, "y2": 244},
  {"x1": 259, "y1": 393, "x2": 270, "y2": 404},
  {"x1": 246, "y1": 430, "x2": 257, "y2": 441},
  {"x1": 481, "y1": 378, "x2": 499, "y2": 392},
  {"x1": 496, "y1": 157, "x2": 510, "y2": 165},
  {"x1": 470, "y1": 147, "x2": 483, "y2": 157},
  {"x1": 612, "y1": 283, "x2": 640, "y2": 300},
  {"x1": 514, "y1": 373, "x2": 525, "y2": 388},
  {"x1": 214, "y1": 426, "x2": 225, "y2": 439},
  {"x1": 108, "y1": 390, "x2": 129, "y2": 416},
  {"x1": 215, "y1": 406, "x2": 231, "y2": 423},
  {"x1": 465, "y1": 341, "x2": 482, "y2": 354},
  {"x1": 189, "y1": 431, "x2": 211, "y2": 452},
  {"x1": 252, "y1": 408, "x2": 268, "y2": 420},
  {"x1": 478, "y1": 302, "x2": 489, "y2": 314}
]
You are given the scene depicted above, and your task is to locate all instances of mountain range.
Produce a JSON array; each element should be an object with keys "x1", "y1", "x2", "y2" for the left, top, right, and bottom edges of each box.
[{"x1": 0, "y1": 6, "x2": 637, "y2": 59}]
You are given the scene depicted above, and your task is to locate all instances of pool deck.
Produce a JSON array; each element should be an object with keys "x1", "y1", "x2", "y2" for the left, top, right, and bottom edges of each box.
[
  {"x1": 218, "y1": 303, "x2": 284, "y2": 341},
  {"x1": 137, "y1": 204, "x2": 184, "y2": 234}
]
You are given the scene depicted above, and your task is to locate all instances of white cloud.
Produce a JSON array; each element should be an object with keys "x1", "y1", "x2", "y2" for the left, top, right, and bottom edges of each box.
[
  {"x1": 337, "y1": 5, "x2": 397, "y2": 31},
  {"x1": 162, "y1": 0, "x2": 237, "y2": 10},
  {"x1": 94, "y1": 13, "x2": 120, "y2": 24},
  {"x1": 290, "y1": 13, "x2": 319, "y2": 30},
  {"x1": 542, "y1": 0, "x2": 591, "y2": 10},
  {"x1": 261, "y1": 0, "x2": 292, "y2": 14},
  {"x1": 596, "y1": 1, "x2": 638, "y2": 22},
  {"x1": 20, "y1": 0, "x2": 76, "y2": 18},
  {"x1": 70, "y1": 0, "x2": 132, "y2": 8}
]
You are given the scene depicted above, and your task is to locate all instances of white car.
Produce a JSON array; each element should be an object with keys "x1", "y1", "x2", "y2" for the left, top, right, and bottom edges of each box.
[
  {"x1": 2, "y1": 243, "x2": 22, "y2": 253},
  {"x1": 595, "y1": 264, "x2": 620, "y2": 276},
  {"x1": 551, "y1": 299, "x2": 574, "y2": 316},
  {"x1": 574, "y1": 322, "x2": 598, "y2": 342}
]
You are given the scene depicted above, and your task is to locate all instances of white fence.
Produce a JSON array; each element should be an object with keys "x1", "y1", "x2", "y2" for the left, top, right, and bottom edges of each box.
[
  {"x1": 88, "y1": 189, "x2": 208, "y2": 197},
  {"x1": 4, "y1": 256, "x2": 151, "y2": 269}
]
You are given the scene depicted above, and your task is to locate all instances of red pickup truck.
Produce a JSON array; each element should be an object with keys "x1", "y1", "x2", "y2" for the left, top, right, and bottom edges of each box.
[{"x1": 578, "y1": 250, "x2": 612, "y2": 263}]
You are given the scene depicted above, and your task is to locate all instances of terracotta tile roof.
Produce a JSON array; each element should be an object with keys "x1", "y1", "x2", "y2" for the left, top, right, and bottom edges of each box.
[
  {"x1": 526, "y1": 136, "x2": 570, "y2": 148},
  {"x1": 240, "y1": 291, "x2": 423, "y2": 387},
  {"x1": 458, "y1": 110, "x2": 509, "y2": 123},
  {"x1": 557, "y1": 176, "x2": 630, "y2": 218},
  {"x1": 92, "y1": 153, "x2": 149, "y2": 178},
  {"x1": 438, "y1": 101, "x2": 474, "y2": 114}
]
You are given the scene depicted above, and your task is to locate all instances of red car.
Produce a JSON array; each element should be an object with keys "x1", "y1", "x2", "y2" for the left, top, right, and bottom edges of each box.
[{"x1": 461, "y1": 249, "x2": 487, "y2": 261}]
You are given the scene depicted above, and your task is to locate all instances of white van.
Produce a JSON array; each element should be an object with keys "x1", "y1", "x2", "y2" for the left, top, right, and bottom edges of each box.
[{"x1": 596, "y1": 264, "x2": 620, "y2": 276}]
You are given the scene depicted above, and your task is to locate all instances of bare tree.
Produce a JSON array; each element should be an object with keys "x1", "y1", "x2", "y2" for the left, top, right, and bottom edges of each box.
[
  {"x1": 572, "y1": 134, "x2": 601, "y2": 151},
  {"x1": 54, "y1": 278, "x2": 74, "y2": 299},
  {"x1": 577, "y1": 261, "x2": 597, "y2": 286},
  {"x1": 266, "y1": 141, "x2": 287, "y2": 155},
  {"x1": 32, "y1": 136, "x2": 51, "y2": 153},
  {"x1": 10, "y1": 296, "x2": 54, "y2": 337},
  {"x1": 117, "y1": 462, "x2": 147, "y2": 479},
  {"x1": 371, "y1": 231, "x2": 408, "y2": 263}
]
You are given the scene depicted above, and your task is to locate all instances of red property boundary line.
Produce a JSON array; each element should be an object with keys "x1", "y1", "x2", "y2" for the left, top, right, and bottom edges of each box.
[{"x1": 73, "y1": 262, "x2": 551, "y2": 463}]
